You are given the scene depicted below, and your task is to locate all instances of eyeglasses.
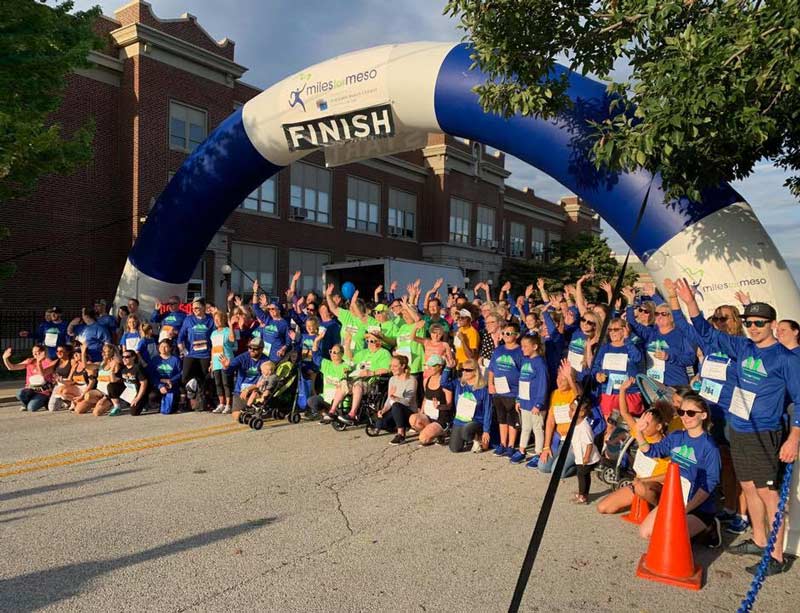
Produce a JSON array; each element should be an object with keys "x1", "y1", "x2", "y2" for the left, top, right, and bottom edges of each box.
[
  {"x1": 676, "y1": 408, "x2": 702, "y2": 417},
  {"x1": 502, "y1": 331, "x2": 517, "y2": 337},
  {"x1": 743, "y1": 320, "x2": 770, "y2": 328},
  {"x1": 711, "y1": 316, "x2": 729, "y2": 322},
  {"x1": 580, "y1": 318, "x2": 596, "y2": 327},
  {"x1": 168, "y1": 302, "x2": 179, "y2": 306},
  {"x1": 330, "y1": 350, "x2": 342, "y2": 355}
]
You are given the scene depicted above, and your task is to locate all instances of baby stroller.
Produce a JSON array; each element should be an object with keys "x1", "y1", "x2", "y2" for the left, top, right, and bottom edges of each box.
[
  {"x1": 238, "y1": 357, "x2": 301, "y2": 430},
  {"x1": 330, "y1": 374, "x2": 390, "y2": 436},
  {"x1": 598, "y1": 420, "x2": 638, "y2": 491}
]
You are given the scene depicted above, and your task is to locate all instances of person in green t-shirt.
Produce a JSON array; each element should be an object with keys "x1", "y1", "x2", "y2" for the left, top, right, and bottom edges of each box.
[
  {"x1": 311, "y1": 343, "x2": 350, "y2": 421},
  {"x1": 373, "y1": 303, "x2": 401, "y2": 350},
  {"x1": 325, "y1": 285, "x2": 377, "y2": 354},
  {"x1": 336, "y1": 330, "x2": 392, "y2": 424}
]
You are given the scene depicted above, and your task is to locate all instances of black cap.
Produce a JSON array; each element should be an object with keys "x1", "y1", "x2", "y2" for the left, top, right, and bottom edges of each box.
[
  {"x1": 743, "y1": 302, "x2": 776, "y2": 321},
  {"x1": 47, "y1": 306, "x2": 62, "y2": 314}
]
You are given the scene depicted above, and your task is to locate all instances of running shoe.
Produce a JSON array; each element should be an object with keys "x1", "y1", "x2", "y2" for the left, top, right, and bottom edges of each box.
[
  {"x1": 109, "y1": 406, "x2": 122, "y2": 416},
  {"x1": 471, "y1": 440, "x2": 483, "y2": 453},
  {"x1": 493, "y1": 445, "x2": 507, "y2": 457},
  {"x1": 509, "y1": 450, "x2": 526, "y2": 464},
  {"x1": 726, "y1": 516, "x2": 751, "y2": 535},
  {"x1": 212, "y1": 404, "x2": 225, "y2": 414},
  {"x1": 707, "y1": 517, "x2": 722, "y2": 549},
  {"x1": 504, "y1": 447, "x2": 516, "y2": 458},
  {"x1": 716, "y1": 509, "x2": 738, "y2": 523},
  {"x1": 745, "y1": 557, "x2": 789, "y2": 577},
  {"x1": 321, "y1": 413, "x2": 334, "y2": 423},
  {"x1": 221, "y1": 405, "x2": 232, "y2": 415},
  {"x1": 729, "y1": 539, "x2": 765, "y2": 557},
  {"x1": 435, "y1": 436, "x2": 448, "y2": 446},
  {"x1": 525, "y1": 455, "x2": 540, "y2": 469},
  {"x1": 389, "y1": 434, "x2": 406, "y2": 445},
  {"x1": 338, "y1": 414, "x2": 357, "y2": 425}
]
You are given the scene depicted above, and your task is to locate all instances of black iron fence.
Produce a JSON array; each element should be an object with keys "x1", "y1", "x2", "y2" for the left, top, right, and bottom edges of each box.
[{"x1": 0, "y1": 310, "x2": 41, "y2": 380}]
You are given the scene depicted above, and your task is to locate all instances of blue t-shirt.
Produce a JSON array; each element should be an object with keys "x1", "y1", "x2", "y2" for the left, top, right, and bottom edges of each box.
[
  {"x1": 150, "y1": 354, "x2": 182, "y2": 388},
  {"x1": 441, "y1": 368, "x2": 493, "y2": 432},
  {"x1": 644, "y1": 430, "x2": 720, "y2": 514},
  {"x1": 488, "y1": 344, "x2": 524, "y2": 397},
  {"x1": 78, "y1": 322, "x2": 111, "y2": 362},
  {"x1": 96, "y1": 314, "x2": 117, "y2": 338},
  {"x1": 627, "y1": 306, "x2": 696, "y2": 386},
  {"x1": 226, "y1": 352, "x2": 268, "y2": 393},
  {"x1": 591, "y1": 342, "x2": 643, "y2": 395},
  {"x1": 37, "y1": 320, "x2": 68, "y2": 359},
  {"x1": 256, "y1": 317, "x2": 290, "y2": 363},
  {"x1": 691, "y1": 314, "x2": 800, "y2": 432},
  {"x1": 178, "y1": 314, "x2": 214, "y2": 359},
  {"x1": 136, "y1": 336, "x2": 159, "y2": 368},
  {"x1": 517, "y1": 355, "x2": 548, "y2": 411}
]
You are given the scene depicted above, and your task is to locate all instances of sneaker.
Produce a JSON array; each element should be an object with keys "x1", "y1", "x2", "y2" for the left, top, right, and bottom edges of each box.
[
  {"x1": 746, "y1": 556, "x2": 789, "y2": 577},
  {"x1": 435, "y1": 436, "x2": 448, "y2": 446},
  {"x1": 338, "y1": 414, "x2": 357, "y2": 425},
  {"x1": 471, "y1": 440, "x2": 483, "y2": 453},
  {"x1": 109, "y1": 406, "x2": 122, "y2": 417},
  {"x1": 707, "y1": 517, "x2": 722, "y2": 549},
  {"x1": 726, "y1": 516, "x2": 751, "y2": 535},
  {"x1": 509, "y1": 450, "x2": 527, "y2": 464},
  {"x1": 526, "y1": 455, "x2": 540, "y2": 469},
  {"x1": 493, "y1": 445, "x2": 507, "y2": 457},
  {"x1": 212, "y1": 404, "x2": 225, "y2": 414},
  {"x1": 504, "y1": 447, "x2": 516, "y2": 458},
  {"x1": 19, "y1": 405, "x2": 26, "y2": 412},
  {"x1": 389, "y1": 434, "x2": 406, "y2": 446},
  {"x1": 221, "y1": 405, "x2": 232, "y2": 415},
  {"x1": 729, "y1": 538, "x2": 765, "y2": 557},
  {"x1": 716, "y1": 508, "x2": 738, "y2": 523}
]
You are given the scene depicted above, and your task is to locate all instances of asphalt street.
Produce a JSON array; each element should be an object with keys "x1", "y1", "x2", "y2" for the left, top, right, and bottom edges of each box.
[{"x1": 0, "y1": 403, "x2": 795, "y2": 613}]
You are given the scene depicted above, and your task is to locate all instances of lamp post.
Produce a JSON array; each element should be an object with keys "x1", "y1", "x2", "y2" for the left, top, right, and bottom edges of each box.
[{"x1": 220, "y1": 263, "x2": 232, "y2": 296}]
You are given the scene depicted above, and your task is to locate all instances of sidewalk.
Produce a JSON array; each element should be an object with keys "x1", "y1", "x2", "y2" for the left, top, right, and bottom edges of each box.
[{"x1": 0, "y1": 380, "x2": 21, "y2": 403}]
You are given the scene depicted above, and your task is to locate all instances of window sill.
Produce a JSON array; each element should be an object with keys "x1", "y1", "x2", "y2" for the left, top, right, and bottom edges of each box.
[
  {"x1": 235, "y1": 208, "x2": 280, "y2": 219},
  {"x1": 291, "y1": 218, "x2": 333, "y2": 229},
  {"x1": 346, "y1": 227, "x2": 382, "y2": 238}
]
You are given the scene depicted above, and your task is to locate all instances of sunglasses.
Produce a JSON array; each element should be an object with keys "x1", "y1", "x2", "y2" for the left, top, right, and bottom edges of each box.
[
  {"x1": 743, "y1": 320, "x2": 770, "y2": 328},
  {"x1": 502, "y1": 331, "x2": 517, "y2": 336},
  {"x1": 122, "y1": 354, "x2": 134, "y2": 359},
  {"x1": 248, "y1": 346, "x2": 261, "y2": 351},
  {"x1": 580, "y1": 318, "x2": 596, "y2": 327},
  {"x1": 461, "y1": 368, "x2": 475, "y2": 372},
  {"x1": 655, "y1": 311, "x2": 670, "y2": 318},
  {"x1": 676, "y1": 408, "x2": 703, "y2": 417},
  {"x1": 608, "y1": 327, "x2": 624, "y2": 332},
  {"x1": 711, "y1": 316, "x2": 729, "y2": 322},
  {"x1": 367, "y1": 339, "x2": 380, "y2": 345},
  {"x1": 168, "y1": 302, "x2": 179, "y2": 306},
  {"x1": 637, "y1": 307, "x2": 650, "y2": 314},
  {"x1": 330, "y1": 350, "x2": 342, "y2": 355}
]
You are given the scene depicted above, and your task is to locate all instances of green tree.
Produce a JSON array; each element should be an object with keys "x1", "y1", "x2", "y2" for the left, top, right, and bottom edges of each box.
[
  {"x1": 500, "y1": 233, "x2": 638, "y2": 300},
  {"x1": 444, "y1": 1, "x2": 800, "y2": 202},
  {"x1": 0, "y1": 0, "x2": 101, "y2": 278}
]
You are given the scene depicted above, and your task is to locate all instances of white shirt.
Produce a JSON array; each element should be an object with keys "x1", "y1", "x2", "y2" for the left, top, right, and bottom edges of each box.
[{"x1": 571, "y1": 418, "x2": 600, "y2": 465}]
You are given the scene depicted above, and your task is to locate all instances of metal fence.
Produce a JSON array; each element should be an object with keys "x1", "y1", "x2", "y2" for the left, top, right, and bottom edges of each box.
[{"x1": 0, "y1": 310, "x2": 40, "y2": 380}]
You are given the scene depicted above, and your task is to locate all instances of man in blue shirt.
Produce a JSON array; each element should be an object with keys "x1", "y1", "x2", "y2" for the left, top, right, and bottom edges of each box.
[
  {"x1": 675, "y1": 278, "x2": 800, "y2": 576},
  {"x1": 223, "y1": 337, "x2": 268, "y2": 413}
]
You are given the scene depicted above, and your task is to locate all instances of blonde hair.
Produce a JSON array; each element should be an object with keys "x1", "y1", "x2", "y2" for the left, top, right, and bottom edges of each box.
[{"x1": 460, "y1": 359, "x2": 486, "y2": 389}]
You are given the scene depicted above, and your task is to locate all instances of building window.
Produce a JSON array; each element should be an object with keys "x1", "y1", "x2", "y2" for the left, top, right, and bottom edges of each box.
[
  {"x1": 290, "y1": 162, "x2": 330, "y2": 224},
  {"x1": 510, "y1": 222, "x2": 526, "y2": 258},
  {"x1": 231, "y1": 242, "x2": 276, "y2": 295},
  {"x1": 476, "y1": 205, "x2": 495, "y2": 248},
  {"x1": 531, "y1": 227, "x2": 546, "y2": 262},
  {"x1": 449, "y1": 197, "x2": 472, "y2": 245},
  {"x1": 289, "y1": 250, "x2": 330, "y2": 294},
  {"x1": 388, "y1": 188, "x2": 416, "y2": 239},
  {"x1": 347, "y1": 176, "x2": 380, "y2": 233},
  {"x1": 241, "y1": 177, "x2": 277, "y2": 215},
  {"x1": 169, "y1": 101, "x2": 207, "y2": 153}
]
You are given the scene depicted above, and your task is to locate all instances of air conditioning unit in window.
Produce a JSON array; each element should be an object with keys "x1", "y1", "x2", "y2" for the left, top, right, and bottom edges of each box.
[
  {"x1": 403, "y1": 228, "x2": 413, "y2": 238},
  {"x1": 388, "y1": 226, "x2": 400, "y2": 238},
  {"x1": 290, "y1": 207, "x2": 308, "y2": 220},
  {"x1": 489, "y1": 240, "x2": 499, "y2": 249}
]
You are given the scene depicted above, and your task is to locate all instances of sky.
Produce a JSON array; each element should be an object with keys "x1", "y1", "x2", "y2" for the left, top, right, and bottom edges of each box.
[{"x1": 75, "y1": 0, "x2": 800, "y2": 282}]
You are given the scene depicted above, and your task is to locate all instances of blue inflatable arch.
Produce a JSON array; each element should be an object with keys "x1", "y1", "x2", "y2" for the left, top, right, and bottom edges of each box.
[{"x1": 115, "y1": 42, "x2": 800, "y2": 319}]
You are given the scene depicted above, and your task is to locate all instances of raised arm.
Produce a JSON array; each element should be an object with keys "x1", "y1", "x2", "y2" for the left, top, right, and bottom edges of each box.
[{"x1": 574, "y1": 273, "x2": 592, "y2": 316}]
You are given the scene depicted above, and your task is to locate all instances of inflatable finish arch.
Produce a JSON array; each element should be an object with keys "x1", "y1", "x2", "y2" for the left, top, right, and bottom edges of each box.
[{"x1": 116, "y1": 41, "x2": 800, "y2": 318}]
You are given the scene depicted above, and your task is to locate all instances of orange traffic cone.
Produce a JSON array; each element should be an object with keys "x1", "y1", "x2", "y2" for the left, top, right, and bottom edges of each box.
[
  {"x1": 636, "y1": 462, "x2": 703, "y2": 590},
  {"x1": 621, "y1": 494, "x2": 650, "y2": 525}
]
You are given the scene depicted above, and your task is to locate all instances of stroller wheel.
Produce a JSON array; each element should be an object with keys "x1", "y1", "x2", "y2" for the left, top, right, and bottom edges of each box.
[
  {"x1": 616, "y1": 477, "x2": 633, "y2": 491},
  {"x1": 601, "y1": 467, "x2": 617, "y2": 485},
  {"x1": 250, "y1": 417, "x2": 264, "y2": 430},
  {"x1": 242, "y1": 413, "x2": 253, "y2": 425},
  {"x1": 237, "y1": 412, "x2": 245, "y2": 424},
  {"x1": 289, "y1": 412, "x2": 301, "y2": 424},
  {"x1": 365, "y1": 422, "x2": 381, "y2": 437},
  {"x1": 331, "y1": 420, "x2": 346, "y2": 431}
]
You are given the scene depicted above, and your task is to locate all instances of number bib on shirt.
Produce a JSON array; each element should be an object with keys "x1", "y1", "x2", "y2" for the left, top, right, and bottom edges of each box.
[
  {"x1": 121, "y1": 382, "x2": 137, "y2": 404},
  {"x1": 700, "y1": 358, "x2": 729, "y2": 381},
  {"x1": 729, "y1": 386, "x2": 756, "y2": 420},
  {"x1": 699, "y1": 378, "x2": 723, "y2": 404},
  {"x1": 423, "y1": 399, "x2": 439, "y2": 420},
  {"x1": 646, "y1": 354, "x2": 665, "y2": 383},
  {"x1": 44, "y1": 331, "x2": 59, "y2": 347},
  {"x1": 518, "y1": 381, "x2": 530, "y2": 401},
  {"x1": 633, "y1": 450, "x2": 657, "y2": 478},
  {"x1": 494, "y1": 376, "x2": 510, "y2": 394},
  {"x1": 606, "y1": 372, "x2": 627, "y2": 394},
  {"x1": 553, "y1": 404, "x2": 571, "y2": 424},
  {"x1": 567, "y1": 350, "x2": 584, "y2": 372},
  {"x1": 125, "y1": 338, "x2": 139, "y2": 351},
  {"x1": 456, "y1": 395, "x2": 476, "y2": 421},
  {"x1": 602, "y1": 352, "x2": 628, "y2": 372}
]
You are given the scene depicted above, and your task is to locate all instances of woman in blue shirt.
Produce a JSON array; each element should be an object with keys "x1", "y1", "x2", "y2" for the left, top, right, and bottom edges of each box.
[{"x1": 177, "y1": 298, "x2": 214, "y2": 411}]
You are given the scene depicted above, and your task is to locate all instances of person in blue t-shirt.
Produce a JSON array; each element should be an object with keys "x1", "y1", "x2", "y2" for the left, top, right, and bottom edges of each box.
[
  {"x1": 148, "y1": 339, "x2": 182, "y2": 414},
  {"x1": 75, "y1": 307, "x2": 112, "y2": 363},
  {"x1": 20, "y1": 307, "x2": 68, "y2": 360},
  {"x1": 150, "y1": 295, "x2": 187, "y2": 342},
  {"x1": 177, "y1": 298, "x2": 214, "y2": 411},
  {"x1": 223, "y1": 337, "x2": 268, "y2": 414},
  {"x1": 635, "y1": 393, "x2": 721, "y2": 547},
  {"x1": 488, "y1": 322, "x2": 524, "y2": 458},
  {"x1": 675, "y1": 278, "x2": 800, "y2": 576},
  {"x1": 777, "y1": 319, "x2": 799, "y2": 354},
  {"x1": 93, "y1": 298, "x2": 118, "y2": 341},
  {"x1": 509, "y1": 334, "x2": 549, "y2": 465}
]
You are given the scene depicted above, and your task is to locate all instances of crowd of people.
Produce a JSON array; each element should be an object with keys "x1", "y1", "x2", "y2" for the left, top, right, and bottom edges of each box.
[{"x1": 5, "y1": 270, "x2": 800, "y2": 577}]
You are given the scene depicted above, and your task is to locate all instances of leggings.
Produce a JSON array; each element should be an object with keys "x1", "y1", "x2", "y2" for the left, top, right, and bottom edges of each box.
[
  {"x1": 449, "y1": 421, "x2": 483, "y2": 453},
  {"x1": 212, "y1": 369, "x2": 232, "y2": 400},
  {"x1": 182, "y1": 357, "x2": 210, "y2": 408},
  {"x1": 377, "y1": 402, "x2": 414, "y2": 432},
  {"x1": 307, "y1": 395, "x2": 329, "y2": 415},
  {"x1": 576, "y1": 463, "x2": 598, "y2": 497},
  {"x1": 519, "y1": 410, "x2": 545, "y2": 454}
]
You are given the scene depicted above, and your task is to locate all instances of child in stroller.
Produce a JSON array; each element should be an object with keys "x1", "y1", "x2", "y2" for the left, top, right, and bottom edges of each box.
[
  {"x1": 241, "y1": 360, "x2": 278, "y2": 407},
  {"x1": 238, "y1": 355, "x2": 302, "y2": 429}
]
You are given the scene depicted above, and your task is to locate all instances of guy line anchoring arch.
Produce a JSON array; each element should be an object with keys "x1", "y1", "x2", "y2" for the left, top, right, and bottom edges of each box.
[{"x1": 114, "y1": 42, "x2": 800, "y2": 552}]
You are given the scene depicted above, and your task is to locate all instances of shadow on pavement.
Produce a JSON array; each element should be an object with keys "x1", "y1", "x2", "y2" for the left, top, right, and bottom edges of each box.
[
  {"x1": 0, "y1": 483, "x2": 158, "y2": 517},
  {"x1": 0, "y1": 517, "x2": 280, "y2": 612},
  {"x1": 0, "y1": 469, "x2": 145, "y2": 502}
]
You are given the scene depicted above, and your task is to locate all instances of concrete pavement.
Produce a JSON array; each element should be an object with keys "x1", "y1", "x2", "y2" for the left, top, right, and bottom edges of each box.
[{"x1": 0, "y1": 403, "x2": 795, "y2": 612}]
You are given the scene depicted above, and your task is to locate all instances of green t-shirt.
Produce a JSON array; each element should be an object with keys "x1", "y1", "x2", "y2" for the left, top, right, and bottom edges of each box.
[
  {"x1": 423, "y1": 315, "x2": 451, "y2": 336},
  {"x1": 394, "y1": 322, "x2": 425, "y2": 374},
  {"x1": 351, "y1": 347, "x2": 392, "y2": 376},
  {"x1": 337, "y1": 309, "x2": 378, "y2": 353},
  {"x1": 320, "y1": 359, "x2": 348, "y2": 402}
]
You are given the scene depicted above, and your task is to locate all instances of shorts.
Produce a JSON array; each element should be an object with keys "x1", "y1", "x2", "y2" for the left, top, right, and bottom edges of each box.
[
  {"x1": 729, "y1": 428, "x2": 784, "y2": 490},
  {"x1": 493, "y1": 396, "x2": 518, "y2": 428},
  {"x1": 599, "y1": 392, "x2": 644, "y2": 419},
  {"x1": 436, "y1": 408, "x2": 455, "y2": 430},
  {"x1": 689, "y1": 509, "x2": 715, "y2": 527}
]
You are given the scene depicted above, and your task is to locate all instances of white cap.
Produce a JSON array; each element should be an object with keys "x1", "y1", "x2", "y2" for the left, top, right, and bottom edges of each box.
[{"x1": 458, "y1": 309, "x2": 472, "y2": 318}]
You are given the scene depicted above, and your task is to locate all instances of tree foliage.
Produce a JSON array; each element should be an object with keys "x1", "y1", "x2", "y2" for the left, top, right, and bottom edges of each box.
[
  {"x1": 444, "y1": 1, "x2": 800, "y2": 202},
  {"x1": 0, "y1": 0, "x2": 101, "y2": 203},
  {"x1": 500, "y1": 233, "x2": 639, "y2": 299}
]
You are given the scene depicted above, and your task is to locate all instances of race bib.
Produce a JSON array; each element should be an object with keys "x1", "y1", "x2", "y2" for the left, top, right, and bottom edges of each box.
[
  {"x1": 423, "y1": 399, "x2": 439, "y2": 420},
  {"x1": 699, "y1": 378, "x2": 723, "y2": 404},
  {"x1": 602, "y1": 352, "x2": 628, "y2": 372},
  {"x1": 700, "y1": 358, "x2": 729, "y2": 381},
  {"x1": 28, "y1": 374, "x2": 45, "y2": 387},
  {"x1": 606, "y1": 373, "x2": 627, "y2": 395},
  {"x1": 121, "y1": 383, "x2": 137, "y2": 404},
  {"x1": 518, "y1": 381, "x2": 531, "y2": 401},
  {"x1": 192, "y1": 340, "x2": 208, "y2": 352},
  {"x1": 263, "y1": 342, "x2": 273, "y2": 356},
  {"x1": 456, "y1": 396, "x2": 476, "y2": 421},
  {"x1": 680, "y1": 476, "x2": 691, "y2": 506},
  {"x1": 125, "y1": 338, "x2": 139, "y2": 351},
  {"x1": 211, "y1": 335, "x2": 224, "y2": 348},
  {"x1": 97, "y1": 380, "x2": 109, "y2": 396},
  {"x1": 729, "y1": 386, "x2": 756, "y2": 420},
  {"x1": 553, "y1": 404, "x2": 571, "y2": 424},
  {"x1": 44, "y1": 332, "x2": 59, "y2": 348},
  {"x1": 494, "y1": 376, "x2": 510, "y2": 394},
  {"x1": 453, "y1": 335, "x2": 462, "y2": 349},
  {"x1": 633, "y1": 450, "x2": 657, "y2": 478},
  {"x1": 567, "y1": 350, "x2": 584, "y2": 372},
  {"x1": 647, "y1": 355, "x2": 666, "y2": 382}
]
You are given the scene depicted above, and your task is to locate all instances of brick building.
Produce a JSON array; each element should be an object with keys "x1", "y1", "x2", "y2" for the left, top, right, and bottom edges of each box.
[{"x1": 0, "y1": 1, "x2": 600, "y2": 313}]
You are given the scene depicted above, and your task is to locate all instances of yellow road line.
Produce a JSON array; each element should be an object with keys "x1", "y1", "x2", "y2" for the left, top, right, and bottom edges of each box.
[
  {"x1": 0, "y1": 422, "x2": 238, "y2": 469},
  {"x1": 0, "y1": 420, "x2": 288, "y2": 479}
]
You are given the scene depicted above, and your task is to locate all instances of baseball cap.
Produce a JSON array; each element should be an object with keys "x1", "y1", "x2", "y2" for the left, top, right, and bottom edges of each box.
[
  {"x1": 743, "y1": 302, "x2": 776, "y2": 321},
  {"x1": 425, "y1": 354, "x2": 445, "y2": 367},
  {"x1": 458, "y1": 308, "x2": 472, "y2": 319},
  {"x1": 248, "y1": 337, "x2": 264, "y2": 348},
  {"x1": 47, "y1": 306, "x2": 62, "y2": 314},
  {"x1": 374, "y1": 304, "x2": 388, "y2": 313}
]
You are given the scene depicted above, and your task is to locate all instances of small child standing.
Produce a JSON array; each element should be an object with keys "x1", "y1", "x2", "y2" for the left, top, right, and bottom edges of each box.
[
  {"x1": 570, "y1": 399, "x2": 601, "y2": 504},
  {"x1": 242, "y1": 360, "x2": 278, "y2": 407}
]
